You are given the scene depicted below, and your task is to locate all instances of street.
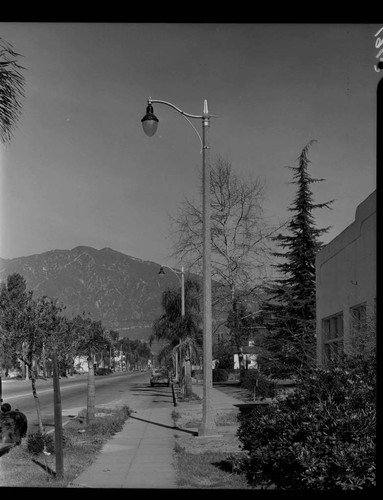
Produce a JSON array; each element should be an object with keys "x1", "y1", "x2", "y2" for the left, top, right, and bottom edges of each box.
[{"x1": 1, "y1": 370, "x2": 174, "y2": 433}]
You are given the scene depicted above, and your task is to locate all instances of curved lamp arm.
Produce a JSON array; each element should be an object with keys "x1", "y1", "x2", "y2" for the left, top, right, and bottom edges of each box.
[
  {"x1": 148, "y1": 98, "x2": 205, "y2": 120},
  {"x1": 142, "y1": 98, "x2": 213, "y2": 151}
]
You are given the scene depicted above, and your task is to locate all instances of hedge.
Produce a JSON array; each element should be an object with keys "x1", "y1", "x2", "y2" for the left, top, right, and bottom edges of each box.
[{"x1": 235, "y1": 354, "x2": 376, "y2": 490}]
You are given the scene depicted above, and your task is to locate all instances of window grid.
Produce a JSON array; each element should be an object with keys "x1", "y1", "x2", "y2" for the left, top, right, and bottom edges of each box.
[{"x1": 322, "y1": 312, "x2": 344, "y2": 365}]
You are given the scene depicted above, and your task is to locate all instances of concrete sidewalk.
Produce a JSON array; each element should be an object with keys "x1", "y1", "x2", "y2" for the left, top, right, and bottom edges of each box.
[{"x1": 69, "y1": 383, "x2": 244, "y2": 489}]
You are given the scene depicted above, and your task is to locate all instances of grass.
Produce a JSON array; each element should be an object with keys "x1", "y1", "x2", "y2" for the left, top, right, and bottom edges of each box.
[
  {"x1": 0, "y1": 405, "x2": 132, "y2": 488},
  {"x1": 171, "y1": 396, "x2": 253, "y2": 489},
  {"x1": 1, "y1": 382, "x2": 255, "y2": 489},
  {"x1": 173, "y1": 443, "x2": 252, "y2": 489}
]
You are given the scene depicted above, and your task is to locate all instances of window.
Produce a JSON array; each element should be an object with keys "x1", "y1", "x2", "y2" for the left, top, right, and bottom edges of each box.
[
  {"x1": 349, "y1": 302, "x2": 372, "y2": 354},
  {"x1": 350, "y1": 303, "x2": 367, "y2": 334},
  {"x1": 322, "y1": 312, "x2": 343, "y2": 365}
]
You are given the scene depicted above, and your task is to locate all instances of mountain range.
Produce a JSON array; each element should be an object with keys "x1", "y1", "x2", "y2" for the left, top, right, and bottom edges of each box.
[{"x1": 0, "y1": 246, "x2": 185, "y2": 343}]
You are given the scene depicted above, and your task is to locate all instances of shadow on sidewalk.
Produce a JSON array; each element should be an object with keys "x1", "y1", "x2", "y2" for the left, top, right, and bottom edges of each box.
[{"x1": 129, "y1": 415, "x2": 197, "y2": 436}]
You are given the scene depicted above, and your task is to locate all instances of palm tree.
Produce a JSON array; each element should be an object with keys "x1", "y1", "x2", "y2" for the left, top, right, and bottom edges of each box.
[
  {"x1": 151, "y1": 277, "x2": 202, "y2": 398},
  {"x1": 0, "y1": 37, "x2": 25, "y2": 144},
  {"x1": 72, "y1": 315, "x2": 110, "y2": 424}
]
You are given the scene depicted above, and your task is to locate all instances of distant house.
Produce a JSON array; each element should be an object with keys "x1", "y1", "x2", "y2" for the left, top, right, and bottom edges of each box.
[
  {"x1": 234, "y1": 342, "x2": 258, "y2": 370},
  {"x1": 74, "y1": 355, "x2": 88, "y2": 373},
  {"x1": 315, "y1": 190, "x2": 376, "y2": 366}
]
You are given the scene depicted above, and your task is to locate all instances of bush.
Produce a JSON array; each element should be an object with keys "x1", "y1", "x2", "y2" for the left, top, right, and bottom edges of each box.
[
  {"x1": 27, "y1": 431, "x2": 54, "y2": 455},
  {"x1": 86, "y1": 405, "x2": 132, "y2": 436},
  {"x1": 236, "y1": 354, "x2": 376, "y2": 490},
  {"x1": 213, "y1": 368, "x2": 229, "y2": 382},
  {"x1": 191, "y1": 369, "x2": 203, "y2": 379},
  {"x1": 95, "y1": 367, "x2": 113, "y2": 376},
  {"x1": 240, "y1": 369, "x2": 277, "y2": 399},
  {"x1": 26, "y1": 429, "x2": 73, "y2": 455}
]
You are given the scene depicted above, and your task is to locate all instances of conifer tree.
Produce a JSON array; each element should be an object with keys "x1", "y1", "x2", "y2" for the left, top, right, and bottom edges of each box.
[{"x1": 262, "y1": 141, "x2": 333, "y2": 377}]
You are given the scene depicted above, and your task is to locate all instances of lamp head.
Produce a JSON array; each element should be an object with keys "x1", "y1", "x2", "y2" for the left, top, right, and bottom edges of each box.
[{"x1": 141, "y1": 103, "x2": 159, "y2": 137}]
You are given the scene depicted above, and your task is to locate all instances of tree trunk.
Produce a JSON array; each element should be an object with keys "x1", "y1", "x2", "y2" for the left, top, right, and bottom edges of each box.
[
  {"x1": 30, "y1": 365, "x2": 44, "y2": 434},
  {"x1": 52, "y1": 351, "x2": 64, "y2": 479},
  {"x1": 238, "y1": 349, "x2": 245, "y2": 370},
  {"x1": 184, "y1": 347, "x2": 193, "y2": 397},
  {"x1": 86, "y1": 355, "x2": 96, "y2": 425},
  {"x1": 184, "y1": 359, "x2": 193, "y2": 397},
  {"x1": 42, "y1": 344, "x2": 47, "y2": 378}
]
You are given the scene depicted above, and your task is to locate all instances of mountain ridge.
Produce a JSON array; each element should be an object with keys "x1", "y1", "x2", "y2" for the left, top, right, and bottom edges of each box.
[{"x1": 0, "y1": 246, "x2": 185, "y2": 342}]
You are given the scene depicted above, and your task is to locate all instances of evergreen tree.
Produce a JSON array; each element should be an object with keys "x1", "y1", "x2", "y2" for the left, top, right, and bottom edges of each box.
[{"x1": 262, "y1": 141, "x2": 333, "y2": 377}]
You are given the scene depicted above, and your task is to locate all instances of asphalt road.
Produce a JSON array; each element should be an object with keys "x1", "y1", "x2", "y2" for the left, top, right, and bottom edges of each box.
[{"x1": 1, "y1": 370, "x2": 173, "y2": 433}]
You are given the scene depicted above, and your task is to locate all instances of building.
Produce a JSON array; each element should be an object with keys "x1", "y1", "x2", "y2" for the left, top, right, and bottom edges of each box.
[
  {"x1": 316, "y1": 190, "x2": 376, "y2": 366},
  {"x1": 233, "y1": 342, "x2": 258, "y2": 370}
]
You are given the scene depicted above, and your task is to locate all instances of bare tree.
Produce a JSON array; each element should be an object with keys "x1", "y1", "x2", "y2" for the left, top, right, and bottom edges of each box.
[{"x1": 170, "y1": 155, "x2": 283, "y2": 329}]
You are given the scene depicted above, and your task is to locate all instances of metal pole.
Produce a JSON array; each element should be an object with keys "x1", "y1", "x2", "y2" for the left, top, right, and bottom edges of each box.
[
  {"x1": 143, "y1": 98, "x2": 219, "y2": 436},
  {"x1": 198, "y1": 100, "x2": 218, "y2": 436}
]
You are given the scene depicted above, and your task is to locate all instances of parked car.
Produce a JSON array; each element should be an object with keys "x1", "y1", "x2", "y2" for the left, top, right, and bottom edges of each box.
[{"x1": 150, "y1": 368, "x2": 170, "y2": 387}]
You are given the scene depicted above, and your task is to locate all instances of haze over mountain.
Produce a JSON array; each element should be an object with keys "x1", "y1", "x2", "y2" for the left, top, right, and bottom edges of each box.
[{"x1": 0, "y1": 246, "x2": 184, "y2": 342}]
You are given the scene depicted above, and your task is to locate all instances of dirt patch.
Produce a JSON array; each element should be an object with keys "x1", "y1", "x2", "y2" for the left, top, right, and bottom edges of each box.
[
  {"x1": 213, "y1": 382, "x2": 254, "y2": 402},
  {"x1": 173, "y1": 391, "x2": 244, "y2": 455}
]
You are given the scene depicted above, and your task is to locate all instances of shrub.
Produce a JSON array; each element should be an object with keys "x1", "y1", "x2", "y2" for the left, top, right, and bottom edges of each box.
[
  {"x1": 27, "y1": 431, "x2": 54, "y2": 455},
  {"x1": 86, "y1": 405, "x2": 132, "y2": 436},
  {"x1": 236, "y1": 354, "x2": 376, "y2": 490},
  {"x1": 213, "y1": 368, "x2": 229, "y2": 382},
  {"x1": 95, "y1": 367, "x2": 113, "y2": 376},
  {"x1": 191, "y1": 369, "x2": 203, "y2": 379},
  {"x1": 240, "y1": 369, "x2": 277, "y2": 399},
  {"x1": 26, "y1": 429, "x2": 73, "y2": 455}
]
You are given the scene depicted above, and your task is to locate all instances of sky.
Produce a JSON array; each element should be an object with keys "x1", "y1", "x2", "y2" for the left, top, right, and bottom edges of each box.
[{"x1": 0, "y1": 23, "x2": 379, "y2": 269}]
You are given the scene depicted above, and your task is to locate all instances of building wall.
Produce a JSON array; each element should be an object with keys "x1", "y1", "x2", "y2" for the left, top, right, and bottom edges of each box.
[{"x1": 316, "y1": 190, "x2": 376, "y2": 366}]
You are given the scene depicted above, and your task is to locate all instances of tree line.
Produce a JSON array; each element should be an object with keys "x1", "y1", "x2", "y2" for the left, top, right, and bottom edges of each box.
[{"x1": 0, "y1": 273, "x2": 151, "y2": 429}]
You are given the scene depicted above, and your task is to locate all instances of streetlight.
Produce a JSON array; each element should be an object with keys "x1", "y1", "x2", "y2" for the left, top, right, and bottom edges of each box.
[
  {"x1": 158, "y1": 264, "x2": 184, "y2": 383},
  {"x1": 159, "y1": 265, "x2": 185, "y2": 317},
  {"x1": 142, "y1": 97, "x2": 218, "y2": 437}
]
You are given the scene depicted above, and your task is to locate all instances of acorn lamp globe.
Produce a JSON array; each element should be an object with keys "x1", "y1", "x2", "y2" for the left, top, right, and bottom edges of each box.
[{"x1": 141, "y1": 103, "x2": 159, "y2": 136}]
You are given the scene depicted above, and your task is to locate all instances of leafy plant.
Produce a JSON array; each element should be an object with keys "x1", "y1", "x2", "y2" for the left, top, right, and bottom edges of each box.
[
  {"x1": 236, "y1": 353, "x2": 376, "y2": 490},
  {"x1": 213, "y1": 368, "x2": 229, "y2": 382},
  {"x1": 240, "y1": 369, "x2": 277, "y2": 399},
  {"x1": 26, "y1": 431, "x2": 54, "y2": 455},
  {"x1": 261, "y1": 141, "x2": 333, "y2": 377}
]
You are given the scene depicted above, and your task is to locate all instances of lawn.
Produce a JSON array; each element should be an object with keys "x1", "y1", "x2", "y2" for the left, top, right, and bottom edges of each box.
[
  {"x1": 0, "y1": 405, "x2": 131, "y2": 488},
  {"x1": 174, "y1": 444, "x2": 252, "y2": 489}
]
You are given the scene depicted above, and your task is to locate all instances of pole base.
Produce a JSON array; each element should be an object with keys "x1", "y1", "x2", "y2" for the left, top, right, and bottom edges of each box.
[{"x1": 197, "y1": 426, "x2": 222, "y2": 438}]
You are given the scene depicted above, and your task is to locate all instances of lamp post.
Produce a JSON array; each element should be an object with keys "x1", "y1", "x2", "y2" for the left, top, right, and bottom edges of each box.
[
  {"x1": 159, "y1": 264, "x2": 184, "y2": 383},
  {"x1": 142, "y1": 98, "x2": 218, "y2": 436},
  {"x1": 159, "y1": 265, "x2": 185, "y2": 317}
]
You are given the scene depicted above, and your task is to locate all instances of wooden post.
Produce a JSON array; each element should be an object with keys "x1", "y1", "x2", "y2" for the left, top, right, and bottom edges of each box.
[{"x1": 52, "y1": 351, "x2": 64, "y2": 479}]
